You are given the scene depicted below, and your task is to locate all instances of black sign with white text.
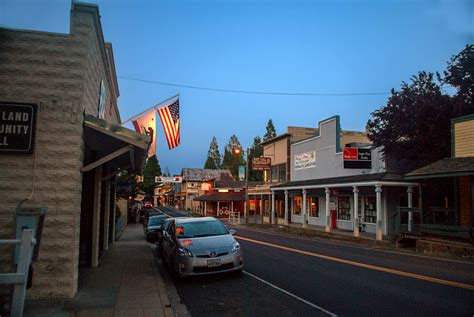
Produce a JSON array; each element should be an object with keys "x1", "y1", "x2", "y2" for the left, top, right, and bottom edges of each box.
[
  {"x1": 0, "y1": 102, "x2": 37, "y2": 154},
  {"x1": 343, "y1": 147, "x2": 372, "y2": 169}
]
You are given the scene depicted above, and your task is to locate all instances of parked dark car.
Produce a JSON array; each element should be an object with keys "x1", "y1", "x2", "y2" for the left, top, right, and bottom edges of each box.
[
  {"x1": 145, "y1": 215, "x2": 168, "y2": 242},
  {"x1": 157, "y1": 218, "x2": 174, "y2": 256}
]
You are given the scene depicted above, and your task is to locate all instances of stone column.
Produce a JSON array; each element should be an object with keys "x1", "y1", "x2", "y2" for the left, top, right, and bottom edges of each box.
[
  {"x1": 375, "y1": 185, "x2": 383, "y2": 240},
  {"x1": 353, "y1": 186, "x2": 359, "y2": 237},
  {"x1": 284, "y1": 190, "x2": 289, "y2": 225},
  {"x1": 302, "y1": 189, "x2": 307, "y2": 228},
  {"x1": 407, "y1": 186, "x2": 414, "y2": 232},
  {"x1": 271, "y1": 191, "x2": 275, "y2": 224},
  {"x1": 325, "y1": 187, "x2": 331, "y2": 232}
]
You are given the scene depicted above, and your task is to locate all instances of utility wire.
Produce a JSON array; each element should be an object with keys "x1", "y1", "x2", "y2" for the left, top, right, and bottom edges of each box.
[{"x1": 118, "y1": 76, "x2": 390, "y2": 97}]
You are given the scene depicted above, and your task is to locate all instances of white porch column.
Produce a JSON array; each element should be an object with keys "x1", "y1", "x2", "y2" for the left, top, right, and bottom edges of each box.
[
  {"x1": 231, "y1": 201, "x2": 234, "y2": 212},
  {"x1": 261, "y1": 194, "x2": 264, "y2": 224},
  {"x1": 204, "y1": 201, "x2": 207, "y2": 215},
  {"x1": 302, "y1": 189, "x2": 307, "y2": 228},
  {"x1": 375, "y1": 185, "x2": 383, "y2": 240},
  {"x1": 103, "y1": 179, "x2": 111, "y2": 251},
  {"x1": 284, "y1": 190, "x2": 289, "y2": 225},
  {"x1": 91, "y1": 166, "x2": 102, "y2": 268},
  {"x1": 271, "y1": 190, "x2": 275, "y2": 224},
  {"x1": 407, "y1": 186, "x2": 414, "y2": 232},
  {"x1": 217, "y1": 201, "x2": 220, "y2": 217},
  {"x1": 325, "y1": 187, "x2": 331, "y2": 232},
  {"x1": 353, "y1": 186, "x2": 359, "y2": 237}
]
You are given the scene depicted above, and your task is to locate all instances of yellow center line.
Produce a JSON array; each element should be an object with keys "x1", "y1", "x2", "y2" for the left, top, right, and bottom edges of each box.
[{"x1": 235, "y1": 235, "x2": 474, "y2": 291}]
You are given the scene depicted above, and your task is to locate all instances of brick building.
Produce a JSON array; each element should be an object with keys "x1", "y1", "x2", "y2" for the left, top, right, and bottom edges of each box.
[{"x1": 0, "y1": 2, "x2": 149, "y2": 301}]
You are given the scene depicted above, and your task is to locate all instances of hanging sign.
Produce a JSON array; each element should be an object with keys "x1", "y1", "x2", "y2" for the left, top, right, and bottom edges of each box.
[
  {"x1": 0, "y1": 102, "x2": 37, "y2": 154},
  {"x1": 294, "y1": 151, "x2": 316, "y2": 170},
  {"x1": 155, "y1": 176, "x2": 183, "y2": 183},
  {"x1": 343, "y1": 147, "x2": 372, "y2": 169},
  {"x1": 252, "y1": 157, "x2": 271, "y2": 170}
]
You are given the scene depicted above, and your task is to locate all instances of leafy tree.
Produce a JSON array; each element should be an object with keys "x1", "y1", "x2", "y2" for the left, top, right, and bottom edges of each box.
[
  {"x1": 222, "y1": 135, "x2": 244, "y2": 179},
  {"x1": 263, "y1": 119, "x2": 277, "y2": 141},
  {"x1": 367, "y1": 71, "x2": 456, "y2": 171},
  {"x1": 204, "y1": 136, "x2": 222, "y2": 169},
  {"x1": 141, "y1": 155, "x2": 162, "y2": 196},
  {"x1": 248, "y1": 136, "x2": 264, "y2": 181},
  {"x1": 439, "y1": 44, "x2": 474, "y2": 114}
]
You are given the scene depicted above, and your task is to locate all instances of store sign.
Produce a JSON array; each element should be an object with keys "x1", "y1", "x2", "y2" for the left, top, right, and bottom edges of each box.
[
  {"x1": 0, "y1": 102, "x2": 37, "y2": 154},
  {"x1": 155, "y1": 176, "x2": 183, "y2": 183},
  {"x1": 294, "y1": 150, "x2": 316, "y2": 170},
  {"x1": 252, "y1": 157, "x2": 271, "y2": 170},
  {"x1": 343, "y1": 147, "x2": 372, "y2": 169}
]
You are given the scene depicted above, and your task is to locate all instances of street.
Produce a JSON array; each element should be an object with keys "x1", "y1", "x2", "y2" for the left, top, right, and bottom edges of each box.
[{"x1": 154, "y1": 207, "x2": 474, "y2": 317}]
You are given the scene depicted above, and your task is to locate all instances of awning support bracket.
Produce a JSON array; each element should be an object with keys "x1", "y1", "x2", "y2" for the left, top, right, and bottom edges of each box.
[{"x1": 81, "y1": 145, "x2": 133, "y2": 172}]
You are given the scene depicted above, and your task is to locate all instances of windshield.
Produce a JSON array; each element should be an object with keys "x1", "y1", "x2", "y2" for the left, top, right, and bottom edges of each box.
[
  {"x1": 149, "y1": 217, "x2": 166, "y2": 226},
  {"x1": 176, "y1": 220, "x2": 229, "y2": 238}
]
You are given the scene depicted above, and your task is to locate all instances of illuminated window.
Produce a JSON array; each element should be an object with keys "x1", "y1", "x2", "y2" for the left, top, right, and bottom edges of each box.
[
  {"x1": 308, "y1": 196, "x2": 319, "y2": 217},
  {"x1": 292, "y1": 196, "x2": 302, "y2": 215},
  {"x1": 363, "y1": 196, "x2": 376, "y2": 223},
  {"x1": 337, "y1": 196, "x2": 351, "y2": 221}
]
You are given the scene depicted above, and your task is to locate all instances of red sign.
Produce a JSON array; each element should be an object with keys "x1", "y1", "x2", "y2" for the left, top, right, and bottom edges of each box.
[
  {"x1": 252, "y1": 157, "x2": 271, "y2": 170},
  {"x1": 343, "y1": 148, "x2": 358, "y2": 160}
]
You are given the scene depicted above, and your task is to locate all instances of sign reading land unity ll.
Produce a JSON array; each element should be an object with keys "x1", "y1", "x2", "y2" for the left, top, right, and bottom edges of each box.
[
  {"x1": 252, "y1": 157, "x2": 271, "y2": 170},
  {"x1": 294, "y1": 150, "x2": 316, "y2": 170},
  {"x1": 0, "y1": 102, "x2": 37, "y2": 154}
]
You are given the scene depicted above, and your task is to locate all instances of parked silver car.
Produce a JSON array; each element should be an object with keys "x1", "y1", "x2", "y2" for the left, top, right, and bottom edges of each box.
[{"x1": 162, "y1": 217, "x2": 243, "y2": 278}]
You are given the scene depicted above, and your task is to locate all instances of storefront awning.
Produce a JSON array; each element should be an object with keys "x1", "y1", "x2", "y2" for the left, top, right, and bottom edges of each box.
[
  {"x1": 405, "y1": 157, "x2": 474, "y2": 180},
  {"x1": 194, "y1": 193, "x2": 245, "y2": 202},
  {"x1": 82, "y1": 114, "x2": 150, "y2": 174}
]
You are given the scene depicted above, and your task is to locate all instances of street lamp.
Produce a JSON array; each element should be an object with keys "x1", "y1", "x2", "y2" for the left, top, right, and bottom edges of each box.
[{"x1": 233, "y1": 146, "x2": 250, "y2": 224}]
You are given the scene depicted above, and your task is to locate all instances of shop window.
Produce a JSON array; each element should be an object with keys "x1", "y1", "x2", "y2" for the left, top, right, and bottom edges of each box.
[
  {"x1": 278, "y1": 164, "x2": 286, "y2": 182},
  {"x1": 308, "y1": 196, "x2": 319, "y2": 217},
  {"x1": 292, "y1": 196, "x2": 302, "y2": 215},
  {"x1": 271, "y1": 166, "x2": 278, "y2": 182},
  {"x1": 337, "y1": 196, "x2": 351, "y2": 221},
  {"x1": 363, "y1": 196, "x2": 376, "y2": 223}
]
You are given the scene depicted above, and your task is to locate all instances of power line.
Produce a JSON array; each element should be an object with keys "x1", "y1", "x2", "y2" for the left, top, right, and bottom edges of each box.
[{"x1": 118, "y1": 76, "x2": 390, "y2": 97}]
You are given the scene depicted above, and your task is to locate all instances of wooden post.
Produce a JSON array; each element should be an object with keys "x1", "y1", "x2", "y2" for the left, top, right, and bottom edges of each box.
[
  {"x1": 92, "y1": 166, "x2": 102, "y2": 267},
  {"x1": 103, "y1": 179, "x2": 111, "y2": 251}
]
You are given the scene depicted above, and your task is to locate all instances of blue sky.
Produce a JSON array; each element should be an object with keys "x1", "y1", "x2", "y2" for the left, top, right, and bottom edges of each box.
[{"x1": 1, "y1": 0, "x2": 472, "y2": 175}]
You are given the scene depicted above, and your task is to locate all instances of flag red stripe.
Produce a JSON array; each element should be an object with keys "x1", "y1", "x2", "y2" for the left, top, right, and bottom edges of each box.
[
  {"x1": 158, "y1": 107, "x2": 177, "y2": 149},
  {"x1": 158, "y1": 108, "x2": 173, "y2": 149}
]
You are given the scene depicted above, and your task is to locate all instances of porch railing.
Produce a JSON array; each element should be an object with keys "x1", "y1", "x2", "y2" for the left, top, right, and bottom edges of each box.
[
  {"x1": 423, "y1": 207, "x2": 457, "y2": 226},
  {"x1": 0, "y1": 229, "x2": 35, "y2": 317},
  {"x1": 229, "y1": 212, "x2": 241, "y2": 225},
  {"x1": 393, "y1": 207, "x2": 422, "y2": 234}
]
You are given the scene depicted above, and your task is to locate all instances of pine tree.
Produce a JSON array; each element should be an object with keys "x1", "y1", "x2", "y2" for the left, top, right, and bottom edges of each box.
[
  {"x1": 140, "y1": 155, "x2": 162, "y2": 196},
  {"x1": 222, "y1": 135, "x2": 244, "y2": 179},
  {"x1": 204, "y1": 136, "x2": 222, "y2": 169},
  {"x1": 263, "y1": 119, "x2": 277, "y2": 141},
  {"x1": 248, "y1": 136, "x2": 264, "y2": 181}
]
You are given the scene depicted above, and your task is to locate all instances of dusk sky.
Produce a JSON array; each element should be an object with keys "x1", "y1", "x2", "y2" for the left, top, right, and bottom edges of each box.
[{"x1": 1, "y1": 0, "x2": 472, "y2": 175}]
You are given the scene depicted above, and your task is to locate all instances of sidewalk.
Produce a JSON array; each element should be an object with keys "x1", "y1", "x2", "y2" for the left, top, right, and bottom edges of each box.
[{"x1": 24, "y1": 224, "x2": 174, "y2": 317}]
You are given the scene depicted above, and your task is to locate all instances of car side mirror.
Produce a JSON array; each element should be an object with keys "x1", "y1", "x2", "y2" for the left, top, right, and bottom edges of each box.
[{"x1": 229, "y1": 229, "x2": 236, "y2": 235}]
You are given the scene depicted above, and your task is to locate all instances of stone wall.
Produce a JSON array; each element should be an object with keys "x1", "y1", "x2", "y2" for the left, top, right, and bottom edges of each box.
[{"x1": 0, "y1": 2, "x2": 121, "y2": 299}]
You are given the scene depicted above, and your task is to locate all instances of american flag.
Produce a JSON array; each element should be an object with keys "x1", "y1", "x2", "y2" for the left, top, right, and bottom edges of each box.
[{"x1": 158, "y1": 99, "x2": 180, "y2": 149}]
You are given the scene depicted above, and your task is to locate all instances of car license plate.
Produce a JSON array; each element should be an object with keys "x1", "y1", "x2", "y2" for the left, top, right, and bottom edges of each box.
[{"x1": 207, "y1": 259, "x2": 221, "y2": 267}]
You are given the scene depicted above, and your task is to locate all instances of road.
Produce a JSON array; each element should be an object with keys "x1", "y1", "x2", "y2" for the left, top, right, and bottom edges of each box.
[{"x1": 154, "y1": 207, "x2": 474, "y2": 316}]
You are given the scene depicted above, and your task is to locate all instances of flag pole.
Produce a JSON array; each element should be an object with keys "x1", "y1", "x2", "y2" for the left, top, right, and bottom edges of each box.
[{"x1": 120, "y1": 94, "x2": 180, "y2": 126}]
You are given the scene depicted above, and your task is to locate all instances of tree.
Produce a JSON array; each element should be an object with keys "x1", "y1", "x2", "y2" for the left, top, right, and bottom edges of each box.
[
  {"x1": 204, "y1": 136, "x2": 222, "y2": 169},
  {"x1": 248, "y1": 136, "x2": 264, "y2": 181},
  {"x1": 440, "y1": 44, "x2": 474, "y2": 114},
  {"x1": 141, "y1": 155, "x2": 162, "y2": 196},
  {"x1": 222, "y1": 135, "x2": 244, "y2": 179},
  {"x1": 263, "y1": 119, "x2": 277, "y2": 141},
  {"x1": 366, "y1": 71, "x2": 457, "y2": 171}
]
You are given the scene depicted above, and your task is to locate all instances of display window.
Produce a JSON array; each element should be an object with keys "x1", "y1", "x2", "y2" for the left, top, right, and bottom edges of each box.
[
  {"x1": 292, "y1": 196, "x2": 302, "y2": 215},
  {"x1": 308, "y1": 196, "x2": 319, "y2": 217},
  {"x1": 337, "y1": 196, "x2": 351, "y2": 220},
  {"x1": 363, "y1": 196, "x2": 376, "y2": 223}
]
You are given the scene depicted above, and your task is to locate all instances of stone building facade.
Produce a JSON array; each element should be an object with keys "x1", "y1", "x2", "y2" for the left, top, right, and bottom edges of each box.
[{"x1": 0, "y1": 2, "x2": 148, "y2": 301}]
